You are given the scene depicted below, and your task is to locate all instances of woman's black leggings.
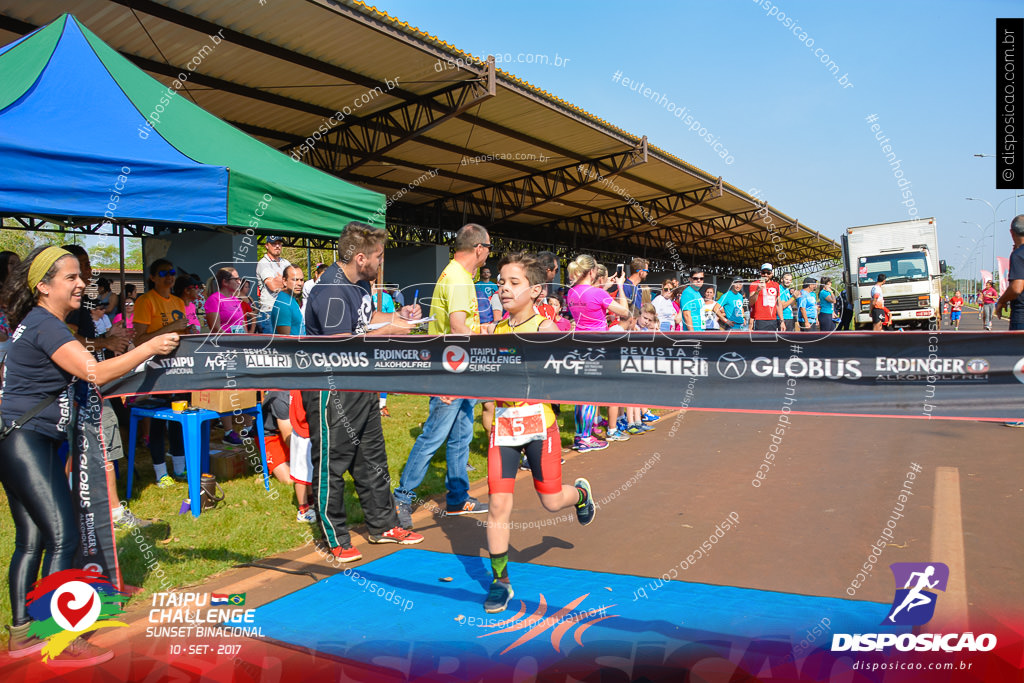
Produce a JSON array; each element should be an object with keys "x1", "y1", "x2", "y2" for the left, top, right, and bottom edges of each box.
[{"x1": 0, "y1": 428, "x2": 78, "y2": 626}]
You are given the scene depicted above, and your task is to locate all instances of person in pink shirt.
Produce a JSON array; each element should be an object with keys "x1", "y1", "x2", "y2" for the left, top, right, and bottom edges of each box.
[
  {"x1": 979, "y1": 279, "x2": 998, "y2": 330},
  {"x1": 204, "y1": 267, "x2": 250, "y2": 443},
  {"x1": 112, "y1": 299, "x2": 133, "y2": 329},
  {"x1": 205, "y1": 268, "x2": 247, "y2": 335},
  {"x1": 565, "y1": 254, "x2": 629, "y2": 452},
  {"x1": 172, "y1": 274, "x2": 202, "y2": 333}
]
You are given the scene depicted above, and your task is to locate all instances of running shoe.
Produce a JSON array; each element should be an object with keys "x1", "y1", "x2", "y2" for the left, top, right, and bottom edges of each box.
[
  {"x1": 1004, "y1": 421, "x2": 1024, "y2": 428},
  {"x1": 446, "y1": 497, "x2": 489, "y2": 515},
  {"x1": 573, "y1": 436, "x2": 608, "y2": 452},
  {"x1": 605, "y1": 429, "x2": 630, "y2": 442},
  {"x1": 46, "y1": 636, "x2": 113, "y2": 668},
  {"x1": 172, "y1": 470, "x2": 188, "y2": 482},
  {"x1": 396, "y1": 500, "x2": 414, "y2": 529},
  {"x1": 616, "y1": 415, "x2": 629, "y2": 433},
  {"x1": 574, "y1": 477, "x2": 596, "y2": 526},
  {"x1": 296, "y1": 506, "x2": 317, "y2": 523},
  {"x1": 641, "y1": 410, "x2": 661, "y2": 423},
  {"x1": 483, "y1": 581, "x2": 514, "y2": 614},
  {"x1": 636, "y1": 422, "x2": 656, "y2": 433},
  {"x1": 519, "y1": 455, "x2": 531, "y2": 471},
  {"x1": 156, "y1": 474, "x2": 176, "y2": 489},
  {"x1": 590, "y1": 427, "x2": 606, "y2": 440},
  {"x1": 331, "y1": 545, "x2": 362, "y2": 563},
  {"x1": 625, "y1": 424, "x2": 642, "y2": 436},
  {"x1": 114, "y1": 509, "x2": 153, "y2": 532},
  {"x1": 222, "y1": 430, "x2": 243, "y2": 446},
  {"x1": 6, "y1": 623, "x2": 44, "y2": 658},
  {"x1": 369, "y1": 526, "x2": 424, "y2": 544},
  {"x1": 597, "y1": 418, "x2": 609, "y2": 429}
]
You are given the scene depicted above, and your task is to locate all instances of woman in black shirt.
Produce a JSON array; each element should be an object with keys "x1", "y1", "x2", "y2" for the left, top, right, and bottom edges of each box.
[{"x1": 0, "y1": 246, "x2": 179, "y2": 665}]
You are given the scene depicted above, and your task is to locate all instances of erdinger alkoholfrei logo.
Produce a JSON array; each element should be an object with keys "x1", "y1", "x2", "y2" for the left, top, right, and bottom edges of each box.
[
  {"x1": 883, "y1": 562, "x2": 948, "y2": 626},
  {"x1": 25, "y1": 568, "x2": 127, "y2": 661}
]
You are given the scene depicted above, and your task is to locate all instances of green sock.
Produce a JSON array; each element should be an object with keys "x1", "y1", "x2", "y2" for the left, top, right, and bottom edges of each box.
[
  {"x1": 490, "y1": 551, "x2": 509, "y2": 583},
  {"x1": 577, "y1": 486, "x2": 588, "y2": 506}
]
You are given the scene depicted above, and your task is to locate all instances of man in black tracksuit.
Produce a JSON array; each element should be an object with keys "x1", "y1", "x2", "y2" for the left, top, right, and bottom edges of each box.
[{"x1": 302, "y1": 222, "x2": 425, "y2": 562}]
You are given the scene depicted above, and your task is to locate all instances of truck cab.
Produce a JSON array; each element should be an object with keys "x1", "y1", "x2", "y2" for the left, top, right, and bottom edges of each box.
[{"x1": 841, "y1": 219, "x2": 945, "y2": 330}]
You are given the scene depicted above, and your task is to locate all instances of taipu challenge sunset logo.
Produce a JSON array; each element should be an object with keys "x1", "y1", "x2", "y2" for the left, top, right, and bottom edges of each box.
[{"x1": 25, "y1": 568, "x2": 128, "y2": 661}]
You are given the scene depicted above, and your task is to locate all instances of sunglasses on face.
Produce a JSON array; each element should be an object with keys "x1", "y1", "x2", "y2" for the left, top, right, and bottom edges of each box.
[
  {"x1": 690, "y1": 277, "x2": 704, "y2": 281},
  {"x1": 158, "y1": 269, "x2": 177, "y2": 278}
]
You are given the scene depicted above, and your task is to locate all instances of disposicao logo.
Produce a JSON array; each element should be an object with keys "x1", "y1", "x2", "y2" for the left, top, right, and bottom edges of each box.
[
  {"x1": 883, "y1": 562, "x2": 947, "y2": 626},
  {"x1": 831, "y1": 562, "x2": 996, "y2": 653},
  {"x1": 25, "y1": 568, "x2": 127, "y2": 661}
]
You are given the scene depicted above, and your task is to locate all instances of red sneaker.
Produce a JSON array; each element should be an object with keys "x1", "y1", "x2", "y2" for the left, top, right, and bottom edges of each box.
[
  {"x1": 331, "y1": 545, "x2": 362, "y2": 563},
  {"x1": 369, "y1": 526, "x2": 424, "y2": 545}
]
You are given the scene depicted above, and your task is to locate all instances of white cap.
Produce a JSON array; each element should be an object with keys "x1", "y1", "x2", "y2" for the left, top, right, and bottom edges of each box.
[{"x1": 760, "y1": 263, "x2": 773, "y2": 271}]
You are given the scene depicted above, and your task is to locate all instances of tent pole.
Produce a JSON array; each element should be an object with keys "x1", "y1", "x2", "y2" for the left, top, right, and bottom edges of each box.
[
  {"x1": 306, "y1": 239, "x2": 311, "y2": 276},
  {"x1": 118, "y1": 224, "x2": 126, "y2": 320}
]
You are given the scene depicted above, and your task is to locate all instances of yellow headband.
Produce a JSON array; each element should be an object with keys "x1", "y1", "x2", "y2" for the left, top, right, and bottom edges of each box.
[{"x1": 28, "y1": 246, "x2": 72, "y2": 293}]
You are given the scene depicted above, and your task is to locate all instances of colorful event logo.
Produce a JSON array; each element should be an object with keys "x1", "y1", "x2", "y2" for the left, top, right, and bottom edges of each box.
[
  {"x1": 25, "y1": 568, "x2": 127, "y2": 661},
  {"x1": 883, "y1": 562, "x2": 949, "y2": 626}
]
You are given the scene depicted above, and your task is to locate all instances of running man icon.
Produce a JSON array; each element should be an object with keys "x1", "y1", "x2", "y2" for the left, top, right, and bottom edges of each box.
[{"x1": 884, "y1": 562, "x2": 949, "y2": 626}]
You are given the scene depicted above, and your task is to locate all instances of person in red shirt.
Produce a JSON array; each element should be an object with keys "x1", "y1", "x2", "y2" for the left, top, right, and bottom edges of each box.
[
  {"x1": 979, "y1": 280, "x2": 998, "y2": 330},
  {"x1": 949, "y1": 290, "x2": 964, "y2": 330},
  {"x1": 747, "y1": 262, "x2": 784, "y2": 331},
  {"x1": 288, "y1": 390, "x2": 315, "y2": 523}
]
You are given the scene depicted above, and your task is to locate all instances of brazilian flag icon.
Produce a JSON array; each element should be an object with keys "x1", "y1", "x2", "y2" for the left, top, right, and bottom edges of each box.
[{"x1": 228, "y1": 593, "x2": 246, "y2": 606}]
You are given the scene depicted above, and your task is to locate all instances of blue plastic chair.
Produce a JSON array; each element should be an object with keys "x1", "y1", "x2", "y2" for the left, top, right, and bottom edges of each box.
[{"x1": 126, "y1": 405, "x2": 268, "y2": 517}]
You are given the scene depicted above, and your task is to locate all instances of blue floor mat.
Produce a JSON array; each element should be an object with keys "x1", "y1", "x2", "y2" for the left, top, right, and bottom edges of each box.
[{"x1": 250, "y1": 548, "x2": 905, "y2": 679}]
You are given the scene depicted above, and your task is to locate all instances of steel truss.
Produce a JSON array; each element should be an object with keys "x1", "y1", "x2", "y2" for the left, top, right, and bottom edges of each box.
[
  {"x1": 432, "y1": 138, "x2": 648, "y2": 226},
  {"x1": 295, "y1": 62, "x2": 496, "y2": 174}
]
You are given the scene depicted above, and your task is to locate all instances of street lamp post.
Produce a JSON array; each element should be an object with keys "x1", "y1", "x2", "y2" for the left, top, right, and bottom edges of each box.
[{"x1": 965, "y1": 192, "x2": 1024, "y2": 286}]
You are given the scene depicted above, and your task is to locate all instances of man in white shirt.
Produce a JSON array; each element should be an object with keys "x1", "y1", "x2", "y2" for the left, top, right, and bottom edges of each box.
[{"x1": 255, "y1": 236, "x2": 290, "y2": 333}]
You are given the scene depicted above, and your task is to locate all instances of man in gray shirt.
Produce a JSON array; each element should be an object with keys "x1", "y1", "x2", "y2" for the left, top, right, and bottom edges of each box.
[{"x1": 255, "y1": 236, "x2": 290, "y2": 333}]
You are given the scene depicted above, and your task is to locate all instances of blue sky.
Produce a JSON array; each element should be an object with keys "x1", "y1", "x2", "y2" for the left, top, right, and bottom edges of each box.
[{"x1": 370, "y1": 0, "x2": 1021, "y2": 276}]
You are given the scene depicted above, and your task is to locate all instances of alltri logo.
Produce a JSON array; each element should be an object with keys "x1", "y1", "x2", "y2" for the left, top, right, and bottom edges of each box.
[
  {"x1": 831, "y1": 562, "x2": 996, "y2": 653},
  {"x1": 443, "y1": 346, "x2": 469, "y2": 373},
  {"x1": 25, "y1": 568, "x2": 127, "y2": 661}
]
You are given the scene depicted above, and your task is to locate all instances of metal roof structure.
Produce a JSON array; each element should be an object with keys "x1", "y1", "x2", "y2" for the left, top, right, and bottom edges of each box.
[{"x1": 0, "y1": 0, "x2": 840, "y2": 274}]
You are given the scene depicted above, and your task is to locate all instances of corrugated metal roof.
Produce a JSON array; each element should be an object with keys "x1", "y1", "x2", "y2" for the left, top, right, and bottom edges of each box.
[{"x1": 0, "y1": 0, "x2": 839, "y2": 271}]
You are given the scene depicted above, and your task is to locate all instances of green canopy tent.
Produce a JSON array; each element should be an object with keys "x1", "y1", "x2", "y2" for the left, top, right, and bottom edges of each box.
[{"x1": 0, "y1": 13, "x2": 384, "y2": 237}]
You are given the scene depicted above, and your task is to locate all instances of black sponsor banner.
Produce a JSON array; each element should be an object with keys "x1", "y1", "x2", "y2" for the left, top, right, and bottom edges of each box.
[
  {"x1": 72, "y1": 387, "x2": 121, "y2": 589},
  {"x1": 100, "y1": 332, "x2": 1024, "y2": 420}
]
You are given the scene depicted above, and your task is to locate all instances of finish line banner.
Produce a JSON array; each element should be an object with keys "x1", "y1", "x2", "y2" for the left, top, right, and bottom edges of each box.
[{"x1": 101, "y1": 332, "x2": 1024, "y2": 420}]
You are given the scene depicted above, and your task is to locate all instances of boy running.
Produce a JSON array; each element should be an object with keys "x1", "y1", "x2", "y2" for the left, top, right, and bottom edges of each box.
[
  {"x1": 949, "y1": 290, "x2": 964, "y2": 330},
  {"x1": 484, "y1": 252, "x2": 596, "y2": 613}
]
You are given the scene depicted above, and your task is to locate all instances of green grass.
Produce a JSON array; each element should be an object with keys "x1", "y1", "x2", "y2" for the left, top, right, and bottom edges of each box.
[{"x1": 0, "y1": 394, "x2": 609, "y2": 641}]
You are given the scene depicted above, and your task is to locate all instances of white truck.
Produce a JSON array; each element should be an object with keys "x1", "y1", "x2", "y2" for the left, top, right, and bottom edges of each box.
[{"x1": 841, "y1": 218, "x2": 946, "y2": 330}]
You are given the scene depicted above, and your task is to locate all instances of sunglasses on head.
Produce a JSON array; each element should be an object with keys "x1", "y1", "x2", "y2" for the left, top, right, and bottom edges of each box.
[{"x1": 158, "y1": 268, "x2": 177, "y2": 278}]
